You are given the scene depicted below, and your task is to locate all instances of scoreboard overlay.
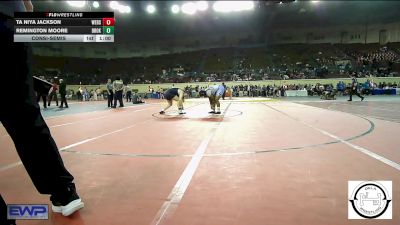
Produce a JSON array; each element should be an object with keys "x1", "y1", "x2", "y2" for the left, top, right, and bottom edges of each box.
[{"x1": 14, "y1": 12, "x2": 114, "y2": 42}]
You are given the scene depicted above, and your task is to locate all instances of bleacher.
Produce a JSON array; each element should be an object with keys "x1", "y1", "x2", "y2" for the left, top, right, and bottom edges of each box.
[{"x1": 32, "y1": 43, "x2": 400, "y2": 84}]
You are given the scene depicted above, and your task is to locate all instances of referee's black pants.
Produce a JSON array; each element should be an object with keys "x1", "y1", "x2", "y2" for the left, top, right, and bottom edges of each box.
[
  {"x1": 0, "y1": 13, "x2": 75, "y2": 223},
  {"x1": 113, "y1": 90, "x2": 124, "y2": 107},
  {"x1": 349, "y1": 89, "x2": 363, "y2": 101},
  {"x1": 107, "y1": 90, "x2": 114, "y2": 107},
  {"x1": 60, "y1": 93, "x2": 68, "y2": 108}
]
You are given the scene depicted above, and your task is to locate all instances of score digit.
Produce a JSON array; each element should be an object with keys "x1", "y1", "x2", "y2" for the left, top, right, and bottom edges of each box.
[
  {"x1": 103, "y1": 26, "x2": 114, "y2": 34},
  {"x1": 102, "y1": 18, "x2": 115, "y2": 26}
]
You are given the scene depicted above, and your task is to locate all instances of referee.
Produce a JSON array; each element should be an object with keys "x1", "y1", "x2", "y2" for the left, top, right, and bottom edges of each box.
[
  {"x1": 106, "y1": 78, "x2": 113, "y2": 108},
  {"x1": 59, "y1": 79, "x2": 68, "y2": 108},
  {"x1": 112, "y1": 76, "x2": 124, "y2": 108},
  {"x1": 0, "y1": 1, "x2": 83, "y2": 223},
  {"x1": 348, "y1": 76, "x2": 365, "y2": 102}
]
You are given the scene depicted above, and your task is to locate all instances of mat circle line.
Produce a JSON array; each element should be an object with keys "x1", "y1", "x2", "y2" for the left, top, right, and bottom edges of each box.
[{"x1": 64, "y1": 114, "x2": 374, "y2": 158}]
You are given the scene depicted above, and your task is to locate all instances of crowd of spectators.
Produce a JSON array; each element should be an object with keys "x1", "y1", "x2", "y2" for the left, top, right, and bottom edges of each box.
[
  {"x1": 40, "y1": 79, "x2": 398, "y2": 102},
  {"x1": 32, "y1": 44, "x2": 400, "y2": 85},
  {"x1": 346, "y1": 46, "x2": 399, "y2": 76},
  {"x1": 175, "y1": 79, "x2": 398, "y2": 99}
]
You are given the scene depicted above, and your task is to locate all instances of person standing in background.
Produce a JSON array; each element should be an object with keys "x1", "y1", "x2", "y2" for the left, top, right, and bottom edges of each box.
[
  {"x1": 106, "y1": 78, "x2": 113, "y2": 108},
  {"x1": 35, "y1": 76, "x2": 48, "y2": 109},
  {"x1": 76, "y1": 86, "x2": 82, "y2": 101},
  {"x1": 47, "y1": 78, "x2": 58, "y2": 107},
  {"x1": 113, "y1": 76, "x2": 124, "y2": 108},
  {"x1": 59, "y1": 79, "x2": 68, "y2": 108},
  {"x1": 125, "y1": 85, "x2": 132, "y2": 102},
  {"x1": 83, "y1": 87, "x2": 89, "y2": 101},
  {"x1": 348, "y1": 76, "x2": 364, "y2": 101},
  {"x1": 78, "y1": 86, "x2": 83, "y2": 101},
  {"x1": 222, "y1": 82, "x2": 227, "y2": 100},
  {"x1": 92, "y1": 88, "x2": 98, "y2": 101},
  {"x1": 0, "y1": 2, "x2": 83, "y2": 224},
  {"x1": 95, "y1": 86, "x2": 102, "y2": 100}
]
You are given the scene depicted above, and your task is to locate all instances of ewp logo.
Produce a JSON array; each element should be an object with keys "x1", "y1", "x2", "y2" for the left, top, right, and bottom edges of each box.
[{"x1": 7, "y1": 204, "x2": 48, "y2": 220}]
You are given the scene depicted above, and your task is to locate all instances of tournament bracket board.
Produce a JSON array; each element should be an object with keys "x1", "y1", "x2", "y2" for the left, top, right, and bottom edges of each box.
[{"x1": 13, "y1": 12, "x2": 114, "y2": 42}]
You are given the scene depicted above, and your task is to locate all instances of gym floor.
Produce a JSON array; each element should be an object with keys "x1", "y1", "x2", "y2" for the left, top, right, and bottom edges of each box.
[{"x1": 1, "y1": 96, "x2": 399, "y2": 225}]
